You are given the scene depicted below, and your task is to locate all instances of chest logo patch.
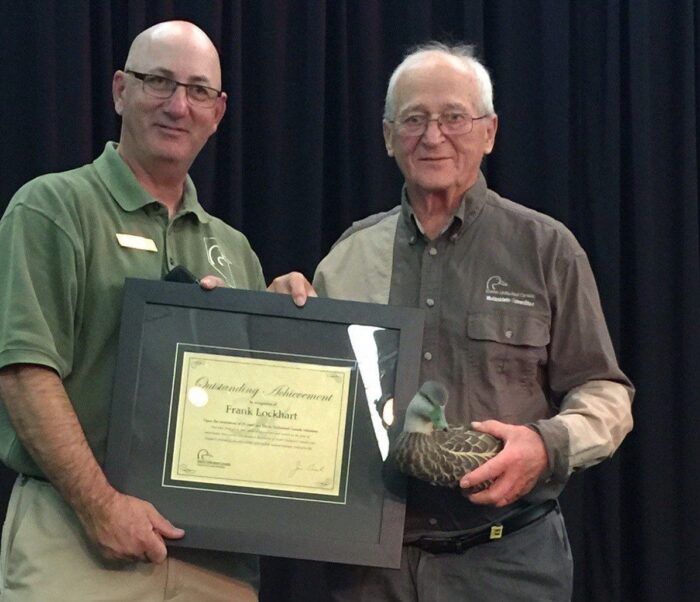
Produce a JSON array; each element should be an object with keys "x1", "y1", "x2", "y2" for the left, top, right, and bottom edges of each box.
[
  {"x1": 204, "y1": 237, "x2": 236, "y2": 287},
  {"x1": 485, "y1": 275, "x2": 535, "y2": 307}
]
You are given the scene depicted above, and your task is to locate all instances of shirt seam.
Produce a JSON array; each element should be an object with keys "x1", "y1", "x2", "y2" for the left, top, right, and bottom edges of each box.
[{"x1": 4, "y1": 204, "x2": 81, "y2": 257}]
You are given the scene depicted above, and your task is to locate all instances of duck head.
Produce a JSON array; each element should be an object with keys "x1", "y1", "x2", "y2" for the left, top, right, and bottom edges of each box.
[{"x1": 403, "y1": 381, "x2": 449, "y2": 434}]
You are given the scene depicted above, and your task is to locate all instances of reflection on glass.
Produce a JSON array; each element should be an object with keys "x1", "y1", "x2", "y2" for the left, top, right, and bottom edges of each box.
[{"x1": 348, "y1": 325, "x2": 393, "y2": 460}]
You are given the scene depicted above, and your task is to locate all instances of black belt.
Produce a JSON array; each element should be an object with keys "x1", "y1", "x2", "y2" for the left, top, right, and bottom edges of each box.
[{"x1": 408, "y1": 500, "x2": 558, "y2": 555}]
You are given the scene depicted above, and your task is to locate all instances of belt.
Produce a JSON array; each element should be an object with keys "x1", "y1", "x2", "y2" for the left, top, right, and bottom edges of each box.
[{"x1": 408, "y1": 499, "x2": 558, "y2": 555}]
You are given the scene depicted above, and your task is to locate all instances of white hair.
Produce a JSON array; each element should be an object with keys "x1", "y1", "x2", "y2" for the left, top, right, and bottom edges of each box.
[{"x1": 383, "y1": 42, "x2": 495, "y2": 120}]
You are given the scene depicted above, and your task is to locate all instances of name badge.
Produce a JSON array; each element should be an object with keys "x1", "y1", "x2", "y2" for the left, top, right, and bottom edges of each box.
[{"x1": 116, "y1": 233, "x2": 158, "y2": 252}]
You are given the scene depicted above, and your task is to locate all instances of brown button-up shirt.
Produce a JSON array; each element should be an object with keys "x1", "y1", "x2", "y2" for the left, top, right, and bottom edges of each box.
[{"x1": 314, "y1": 173, "x2": 633, "y2": 535}]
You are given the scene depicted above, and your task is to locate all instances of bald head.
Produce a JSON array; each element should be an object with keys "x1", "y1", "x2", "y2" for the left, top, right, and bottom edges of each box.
[
  {"x1": 125, "y1": 21, "x2": 222, "y2": 89},
  {"x1": 112, "y1": 20, "x2": 228, "y2": 188}
]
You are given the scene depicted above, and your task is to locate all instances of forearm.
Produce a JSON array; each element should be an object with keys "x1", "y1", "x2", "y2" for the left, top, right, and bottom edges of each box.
[
  {"x1": 533, "y1": 379, "x2": 634, "y2": 482},
  {"x1": 0, "y1": 364, "x2": 115, "y2": 516},
  {"x1": 0, "y1": 363, "x2": 183, "y2": 562}
]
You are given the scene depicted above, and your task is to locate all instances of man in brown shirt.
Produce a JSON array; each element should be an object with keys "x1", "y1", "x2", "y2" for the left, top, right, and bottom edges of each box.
[{"x1": 275, "y1": 42, "x2": 633, "y2": 600}]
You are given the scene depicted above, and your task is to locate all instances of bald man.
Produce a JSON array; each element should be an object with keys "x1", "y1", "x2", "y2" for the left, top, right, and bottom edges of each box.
[{"x1": 0, "y1": 21, "x2": 261, "y2": 601}]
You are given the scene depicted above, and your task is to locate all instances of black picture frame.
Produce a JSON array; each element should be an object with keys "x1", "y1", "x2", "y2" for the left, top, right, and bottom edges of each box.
[{"x1": 104, "y1": 278, "x2": 424, "y2": 568}]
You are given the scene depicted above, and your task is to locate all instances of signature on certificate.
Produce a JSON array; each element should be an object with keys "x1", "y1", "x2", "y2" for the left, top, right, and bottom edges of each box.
[{"x1": 289, "y1": 460, "x2": 326, "y2": 477}]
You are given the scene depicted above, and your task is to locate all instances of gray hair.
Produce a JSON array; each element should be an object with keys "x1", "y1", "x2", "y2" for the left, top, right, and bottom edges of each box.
[{"x1": 383, "y1": 42, "x2": 495, "y2": 120}]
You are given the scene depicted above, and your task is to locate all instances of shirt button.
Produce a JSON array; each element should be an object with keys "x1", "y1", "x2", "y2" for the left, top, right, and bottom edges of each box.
[
  {"x1": 428, "y1": 247, "x2": 438, "y2": 256},
  {"x1": 505, "y1": 329, "x2": 513, "y2": 339},
  {"x1": 423, "y1": 351, "x2": 433, "y2": 361},
  {"x1": 168, "y1": 258, "x2": 175, "y2": 267},
  {"x1": 409, "y1": 236, "x2": 417, "y2": 245},
  {"x1": 428, "y1": 518, "x2": 438, "y2": 526},
  {"x1": 426, "y1": 298, "x2": 435, "y2": 307}
]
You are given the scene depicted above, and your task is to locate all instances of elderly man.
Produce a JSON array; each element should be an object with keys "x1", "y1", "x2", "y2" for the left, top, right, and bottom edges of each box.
[
  {"x1": 275, "y1": 42, "x2": 634, "y2": 600},
  {"x1": 0, "y1": 21, "x2": 261, "y2": 601}
]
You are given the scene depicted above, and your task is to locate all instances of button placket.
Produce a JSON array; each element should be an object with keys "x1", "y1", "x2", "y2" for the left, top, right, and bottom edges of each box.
[
  {"x1": 419, "y1": 239, "x2": 445, "y2": 375},
  {"x1": 165, "y1": 218, "x2": 179, "y2": 270}
]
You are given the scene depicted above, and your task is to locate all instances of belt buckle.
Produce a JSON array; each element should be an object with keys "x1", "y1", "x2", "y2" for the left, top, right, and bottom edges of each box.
[{"x1": 489, "y1": 524, "x2": 504, "y2": 540}]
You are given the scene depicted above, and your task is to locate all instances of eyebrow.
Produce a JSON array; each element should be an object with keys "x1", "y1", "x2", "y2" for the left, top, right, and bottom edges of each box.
[
  {"x1": 147, "y1": 67, "x2": 214, "y2": 86},
  {"x1": 399, "y1": 102, "x2": 469, "y2": 115}
]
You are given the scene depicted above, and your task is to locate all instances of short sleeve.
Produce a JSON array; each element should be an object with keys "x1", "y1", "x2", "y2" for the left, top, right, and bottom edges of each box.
[{"x1": 0, "y1": 188, "x2": 82, "y2": 378}]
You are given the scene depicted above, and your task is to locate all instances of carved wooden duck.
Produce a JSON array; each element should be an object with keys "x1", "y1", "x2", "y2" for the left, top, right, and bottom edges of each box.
[{"x1": 391, "y1": 381, "x2": 503, "y2": 487}]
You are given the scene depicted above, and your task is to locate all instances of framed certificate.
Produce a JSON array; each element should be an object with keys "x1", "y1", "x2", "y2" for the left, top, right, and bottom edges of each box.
[{"x1": 104, "y1": 278, "x2": 424, "y2": 568}]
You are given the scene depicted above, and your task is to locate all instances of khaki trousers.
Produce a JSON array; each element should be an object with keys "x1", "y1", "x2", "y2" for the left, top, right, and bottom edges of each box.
[{"x1": 0, "y1": 476, "x2": 258, "y2": 602}]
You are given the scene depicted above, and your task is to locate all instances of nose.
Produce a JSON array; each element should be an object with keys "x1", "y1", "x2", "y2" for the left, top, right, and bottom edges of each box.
[
  {"x1": 163, "y1": 85, "x2": 189, "y2": 116},
  {"x1": 421, "y1": 119, "x2": 445, "y2": 145}
]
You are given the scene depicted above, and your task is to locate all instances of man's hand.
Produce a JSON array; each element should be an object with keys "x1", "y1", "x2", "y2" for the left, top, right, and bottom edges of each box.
[
  {"x1": 267, "y1": 271, "x2": 317, "y2": 306},
  {"x1": 199, "y1": 275, "x2": 227, "y2": 290},
  {"x1": 77, "y1": 488, "x2": 184, "y2": 563},
  {"x1": 459, "y1": 420, "x2": 548, "y2": 507}
]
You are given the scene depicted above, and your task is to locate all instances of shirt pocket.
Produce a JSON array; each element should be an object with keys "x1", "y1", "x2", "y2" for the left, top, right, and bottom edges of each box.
[{"x1": 465, "y1": 312, "x2": 551, "y2": 423}]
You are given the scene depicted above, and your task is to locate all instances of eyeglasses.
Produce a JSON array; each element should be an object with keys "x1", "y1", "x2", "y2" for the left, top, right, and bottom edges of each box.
[
  {"x1": 387, "y1": 112, "x2": 489, "y2": 137},
  {"x1": 125, "y1": 70, "x2": 222, "y2": 107}
]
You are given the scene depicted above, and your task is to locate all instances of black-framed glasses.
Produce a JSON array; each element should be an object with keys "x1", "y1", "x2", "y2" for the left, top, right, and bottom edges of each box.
[
  {"x1": 387, "y1": 112, "x2": 489, "y2": 137},
  {"x1": 126, "y1": 70, "x2": 222, "y2": 107}
]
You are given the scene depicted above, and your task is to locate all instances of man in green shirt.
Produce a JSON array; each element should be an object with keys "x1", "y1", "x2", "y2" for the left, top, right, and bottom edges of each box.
[{"x1": 0, "y1": 21, "x2": 262, "y2": 601}]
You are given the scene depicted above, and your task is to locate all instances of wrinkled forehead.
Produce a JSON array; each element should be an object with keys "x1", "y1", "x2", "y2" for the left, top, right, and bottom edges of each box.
[
  {"x1": 126, "y1": 27, "x2": 222, "y2": 87},
  {"x1": 393, "y1": 57, "x2": 479, "y2": 115}
]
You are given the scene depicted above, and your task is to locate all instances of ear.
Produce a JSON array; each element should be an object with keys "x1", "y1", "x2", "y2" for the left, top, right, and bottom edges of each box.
[
  {"x1": 112, "y1": 70, "x2": 127, "y2": 116},
  {"x1": 383, "y1": 120, "x2": 394, "y2": 157},
  {"x1": 210, "y1": 92, "x2": 228, "y2": 133},
  {"x1": 483, "y1": 114, "x2": 498, "y2": 155}
]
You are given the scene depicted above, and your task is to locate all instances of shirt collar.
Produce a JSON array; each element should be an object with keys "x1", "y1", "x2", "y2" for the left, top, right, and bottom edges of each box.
[{"x1": 93, "y1": 142, "x2": 210, "y2": 223}]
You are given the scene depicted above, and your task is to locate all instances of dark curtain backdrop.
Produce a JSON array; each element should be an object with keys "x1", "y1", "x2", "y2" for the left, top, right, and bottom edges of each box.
[{"x1": 1, "y1": 1, "x2": 698, "y2": 601}]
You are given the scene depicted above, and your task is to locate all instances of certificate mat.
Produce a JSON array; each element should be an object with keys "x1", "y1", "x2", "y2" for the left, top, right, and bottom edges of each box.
[{"x1": 105, "y1": 279, "x2": 424, "y2": 568}]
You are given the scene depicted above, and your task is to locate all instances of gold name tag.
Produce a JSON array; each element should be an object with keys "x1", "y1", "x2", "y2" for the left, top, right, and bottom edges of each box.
[{"x1": 116, "y1": 233, "x2": 158, "y2": 252}]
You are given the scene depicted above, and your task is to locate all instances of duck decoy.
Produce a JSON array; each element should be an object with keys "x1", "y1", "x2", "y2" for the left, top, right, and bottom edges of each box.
[{"x1": 392, "y1": 381, "x2": 503, "y2": 487}]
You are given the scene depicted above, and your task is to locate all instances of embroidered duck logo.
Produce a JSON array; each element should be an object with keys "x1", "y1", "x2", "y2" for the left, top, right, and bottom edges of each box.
[{"x1": 204, "y1": 237, "x2": 236, "y2": 286}]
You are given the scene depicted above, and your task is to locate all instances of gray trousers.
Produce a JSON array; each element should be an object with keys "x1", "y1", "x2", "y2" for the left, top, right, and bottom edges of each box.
[{"x1": 327, "y1": 506, "x2": 573, "y2": 602}]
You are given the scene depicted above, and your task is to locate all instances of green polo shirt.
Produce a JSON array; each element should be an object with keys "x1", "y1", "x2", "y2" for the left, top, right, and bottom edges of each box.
[{"x1": 0, "y1": 142, "x2": 265, "y2": 476}]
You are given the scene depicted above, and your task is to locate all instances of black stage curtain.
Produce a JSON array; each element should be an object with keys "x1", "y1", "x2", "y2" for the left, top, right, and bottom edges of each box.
[{"x1": 1, "y1": 2, "x2": 698, "y2": 601}]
